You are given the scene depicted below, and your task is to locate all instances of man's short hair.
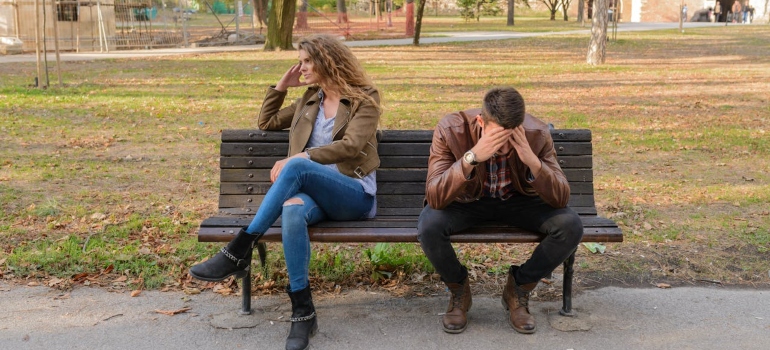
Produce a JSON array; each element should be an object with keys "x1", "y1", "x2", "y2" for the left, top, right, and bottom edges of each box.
[{"x1": 481, "y1": 87, "x2": 525, "y2": 129}]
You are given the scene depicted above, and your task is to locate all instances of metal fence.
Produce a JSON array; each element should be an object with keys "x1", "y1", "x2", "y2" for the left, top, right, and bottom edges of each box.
[{"x1": 3, "y1": 0, "x2": 411, "y2": 52}]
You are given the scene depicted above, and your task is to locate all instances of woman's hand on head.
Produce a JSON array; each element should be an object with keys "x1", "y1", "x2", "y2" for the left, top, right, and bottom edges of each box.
[{"x1": 275, "y1": 64, "x2": 308, "y2": 92}]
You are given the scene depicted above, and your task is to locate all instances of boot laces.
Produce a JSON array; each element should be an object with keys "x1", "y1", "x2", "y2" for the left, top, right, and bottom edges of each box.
[
  {"x1": 450, "y1": 287, "x2": 465, "y2": 309},
  {"x1": 515, "y1": 287, "x2": 530, "y2": 308}
]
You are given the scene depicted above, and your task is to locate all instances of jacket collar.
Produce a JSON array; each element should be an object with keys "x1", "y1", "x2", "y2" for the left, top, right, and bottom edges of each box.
[
  {"x1": 462, "y1": 108, "x2": 483, "y2": 146},
  {"x1": 305, "y1": 86, "x2": 353, "y2": 106}
]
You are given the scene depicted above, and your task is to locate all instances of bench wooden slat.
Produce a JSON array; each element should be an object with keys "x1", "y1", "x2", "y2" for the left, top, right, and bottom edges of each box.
[
  {"x1": 218, "y1": 181, "x2": 595, "y2": 196},
  {"x1": 217, "y1": 193, "x2": 595, "y2": 210},
  {"x1": 220, "y1": 154, "x2": 592, "y2": 170},
  {"x1": 198, "y1": 223, "x2": 622, "y2": 243},
  {"x1": 220, "y1": 129, "x2": 592, "y2": 143},
  {"x1": 219, "y1": 141, "x2": 591, "y2": 158},
  {"x1": 220, "y1": 168, "x2": 593, "y2": 184},
  {"x1": 375, "y1": 130, "x2": 436, "y2": 142},
  {"x1": 216, "y1": 205, "x2": 600, "y2": 216},
  {"x1": 201, "y1": 215, "x2": 620, "y2": 229}
]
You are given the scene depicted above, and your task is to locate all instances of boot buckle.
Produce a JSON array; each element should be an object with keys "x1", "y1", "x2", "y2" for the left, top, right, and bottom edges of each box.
[{"x1": 220, "y1": 247, "x2": 250, "y2": 268}]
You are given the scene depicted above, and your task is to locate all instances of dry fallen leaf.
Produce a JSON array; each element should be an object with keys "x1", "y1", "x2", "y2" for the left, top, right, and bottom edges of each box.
[
  {"x1": 154, "y1": 307, "x2": 191, "y2": 316},
  {"x1": 212, "y1": 284, "x2": 233, "y2": 296},
  {"x1": 183, "y1": 288, "x2": 201, "y2": 295},
  {"x1": 656, "y1": 283, "x2": 671, "y2": 289},
  {"x1": 130, "y1": 290, "x2": 142, "y2": 297},
  {"x1": 113, "y1": 275, "x2": 128, "y2": 282}
]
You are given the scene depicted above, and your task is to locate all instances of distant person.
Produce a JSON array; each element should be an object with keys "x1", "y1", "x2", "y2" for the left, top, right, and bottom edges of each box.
[
  {"x1": 682, "y1": 4, "x2": 688, "y2": 22},
  {"x1": 418, "y1": 87, "x2": 583, "y2": 335},
  {"x1": 189, "y1": 34, "x2": 382, "y2": 350},
  {"x1": 732, "y1": 0, "x2": 742, "y2": 23},
  {"x1": 714, "y1": 2, "x2": 722, "y2": 22},
  {"x1": 742, "y1": 3, "x2": 749, "y2": 23}
]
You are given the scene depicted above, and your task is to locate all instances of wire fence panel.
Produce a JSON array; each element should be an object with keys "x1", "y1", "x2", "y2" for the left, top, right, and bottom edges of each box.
[
  {"x1": 293, "y1": 6, "x2": 409, "y2": 41},
  {"x1": 3, "y1": 0, "x2": 411, "y2": 52}
]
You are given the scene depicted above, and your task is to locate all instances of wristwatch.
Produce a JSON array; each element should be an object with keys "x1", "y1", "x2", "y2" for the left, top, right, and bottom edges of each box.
[{"x1": 463, "y1": 150, "x2": 478, "y2": 165}]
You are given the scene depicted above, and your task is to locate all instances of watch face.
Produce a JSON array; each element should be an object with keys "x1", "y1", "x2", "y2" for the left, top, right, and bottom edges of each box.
[{"x1": 464, "y1": 151, "x2": 475, "y2": 164}]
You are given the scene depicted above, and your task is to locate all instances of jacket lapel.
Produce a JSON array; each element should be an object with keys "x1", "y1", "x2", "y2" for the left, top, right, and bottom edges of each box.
[
  {"x1": 332, "y1": 98, "x2": 352, "y2": 139},
  {"x1": 289, "y1": 91, "x2": 321, "y2": 155}
]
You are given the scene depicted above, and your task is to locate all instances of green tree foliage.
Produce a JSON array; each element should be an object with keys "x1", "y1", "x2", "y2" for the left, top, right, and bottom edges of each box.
[
  {"x1": 457, "y1": 0, "x2": 502, "y2": 22},
  {"x1": 211, "y1": 0, "x2": 228, "y2": 14},
  {"x1": 457, "y1": 0, "x2": 477, "y2": 21}
]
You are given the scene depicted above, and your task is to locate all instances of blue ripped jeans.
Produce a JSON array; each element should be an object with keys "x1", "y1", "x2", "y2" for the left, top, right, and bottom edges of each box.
[{"x1": 244, "y1": 158, "x2": 374, "y2": 292}]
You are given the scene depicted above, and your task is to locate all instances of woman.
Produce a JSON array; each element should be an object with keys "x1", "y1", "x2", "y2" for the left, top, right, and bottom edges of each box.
[{"x1": 190, "y1": 34, "x2": 381, "y2": 350}]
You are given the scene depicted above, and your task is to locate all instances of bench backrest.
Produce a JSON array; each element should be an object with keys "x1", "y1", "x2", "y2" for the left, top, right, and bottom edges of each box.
[{"x1": 217, "y1": 129, "x2": 596, "y2": 217}]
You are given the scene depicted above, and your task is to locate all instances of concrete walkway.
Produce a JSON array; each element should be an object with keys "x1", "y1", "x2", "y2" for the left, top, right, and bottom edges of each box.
[
  {"x1": 1, "y1": 282, "x2": 768, "y2": 350},
  {"x1": 0, "y1": 22, "x2": 725, "y2": 64}
]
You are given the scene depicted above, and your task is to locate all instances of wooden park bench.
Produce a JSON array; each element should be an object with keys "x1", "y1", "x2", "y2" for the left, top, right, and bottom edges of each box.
[{"x1": 197, "y1": 128, "x2": 623, "y2": 315}]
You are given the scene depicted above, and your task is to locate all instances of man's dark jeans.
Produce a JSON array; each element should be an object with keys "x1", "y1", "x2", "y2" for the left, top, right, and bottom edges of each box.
[{"x1": 417, "y1": 196, "x2": 583, "y2": 285}]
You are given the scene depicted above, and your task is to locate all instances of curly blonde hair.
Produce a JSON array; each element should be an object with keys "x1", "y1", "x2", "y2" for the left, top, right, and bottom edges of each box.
[{"x1": 298, "y1": 34, "x2": 379, "y2": 109}]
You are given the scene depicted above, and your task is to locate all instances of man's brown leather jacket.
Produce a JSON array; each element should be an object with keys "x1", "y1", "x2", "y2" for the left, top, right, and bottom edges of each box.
[
  {"x1": 258, "y1": 85, "x2": 381, "y2": 179},
  {"x1": 425, "y1": 108, "x2": 570, "y2": 210}
]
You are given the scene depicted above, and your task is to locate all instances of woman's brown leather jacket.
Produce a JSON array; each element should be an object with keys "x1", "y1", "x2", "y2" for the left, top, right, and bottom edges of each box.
[
  {"x1": 425, "y1": 108, "x2": 570, "y2": 210},
  {"x1": 258, "y1": 86, "x2": 381, "y2": 179}
]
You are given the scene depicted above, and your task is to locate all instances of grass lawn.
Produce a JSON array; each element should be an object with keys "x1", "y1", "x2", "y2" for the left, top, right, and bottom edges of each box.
[{"x1": 1, "y1": 24, "x2": 768, "y2": 297}]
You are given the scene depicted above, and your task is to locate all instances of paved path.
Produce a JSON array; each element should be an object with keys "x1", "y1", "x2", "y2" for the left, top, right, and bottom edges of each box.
[
  {"x1": 1, "y1": 283, "x2": 768, "y2": 350},
  {"x1": 0, "y1": 22, "x2": 726, "y2": 64}
]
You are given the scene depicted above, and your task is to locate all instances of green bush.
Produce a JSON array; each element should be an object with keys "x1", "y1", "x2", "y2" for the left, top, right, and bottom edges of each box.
[{"x1": 211, "y1": 0, "x2": 228, "y2": 14}]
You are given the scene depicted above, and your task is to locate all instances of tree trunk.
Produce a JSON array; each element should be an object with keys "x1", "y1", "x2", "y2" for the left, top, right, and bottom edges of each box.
[
  {"x1": 561, "y1": 0, "x2": 571, "y2": 21},
  {"x1": 405, "y1": 1, "x2": 415, "y2": 37},
  {"x1": 337, "y1": 0, "x2": 349, "y2": 23},
  {"x1": 297, "y1": 0, "x2": 309, "y2": 29},
  {"x1": 413, "y1": 0, "x2": 426, "y2": 45},
  {"x1": 550, "y1": 9, "x2": 557, "y2": 20},
  {"x1": 507, "y1": 0, "x2": 514, "y2": 26},
  {"x1": 586, "y1": 0, "x2": 607, "y2": 65},
  {"x1": 577, "y1": 0, "x2": 584, "y2": 24},
  {"x1": 265, "y1": 0, "x2": 297, "y2": 51},
  {"x1": 252, "y1": 0, "x2": 268, "y2": 32}
]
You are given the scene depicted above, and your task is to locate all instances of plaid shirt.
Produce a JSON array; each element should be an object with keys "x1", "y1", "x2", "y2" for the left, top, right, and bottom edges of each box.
[{"x1": 483, "y1": 153, "x2": 516, "y2": 200}]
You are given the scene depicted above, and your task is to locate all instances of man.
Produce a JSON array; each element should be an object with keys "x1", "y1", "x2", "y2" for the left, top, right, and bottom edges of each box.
[{"x1": 417, "y1": 87, "x2": 583, "y2": 334}]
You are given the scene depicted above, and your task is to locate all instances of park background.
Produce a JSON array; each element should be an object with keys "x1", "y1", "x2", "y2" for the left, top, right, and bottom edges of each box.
[
  {"x1": 1, "y1": 0, "x2": 768, "y2": 52},
  {"x1": 0, "y1": 6, "x2": 769, "y2": 300}
]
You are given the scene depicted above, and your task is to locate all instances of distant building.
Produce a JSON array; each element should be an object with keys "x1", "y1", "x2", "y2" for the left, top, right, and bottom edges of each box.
[
  {"x1": 0, "y1": 0, "x2": 118, "y2": 52},
  {"x1": 1, "y1": 0, "x2": 183, "y2": 53},
  {"x1": 581, "y1": 0, "x2": 767, "y2": 23}
]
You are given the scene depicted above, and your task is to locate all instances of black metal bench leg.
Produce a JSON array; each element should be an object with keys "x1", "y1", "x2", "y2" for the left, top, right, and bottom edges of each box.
[
  {"x1": 238, "y1": 242, "x2": 267, "y2": 315},
  {"x1": 239, "y1": 267, "x2": 252, "y2": 315},
  {"x1": 559, "y1": 250, "x2": 576, "y2": 316},
  {"x1": 256, "y1": 242, "x2": 267, "y2": 267}
]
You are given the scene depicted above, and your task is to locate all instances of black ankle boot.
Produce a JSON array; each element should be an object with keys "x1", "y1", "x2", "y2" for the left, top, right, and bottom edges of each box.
[
  {"x1": 189, "y1": 228, "x2": 262, "y2": 282},
  {"x1": 285, "y1": 285, "x2": 318, "y2": 350}
]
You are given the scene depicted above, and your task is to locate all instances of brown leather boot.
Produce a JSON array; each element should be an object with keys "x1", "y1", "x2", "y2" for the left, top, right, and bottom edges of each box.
[
  {"x1": 502, "y1": 266, "x2": 538, "y2": 334},
  {"x1": 442, "y1": 277, "x2": 472, "y2": 334}
]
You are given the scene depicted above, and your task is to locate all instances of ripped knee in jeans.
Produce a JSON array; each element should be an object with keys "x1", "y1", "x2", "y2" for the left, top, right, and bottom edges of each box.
[{"x1": 283, "y1": 197, "x2": 304, "y2": 206}]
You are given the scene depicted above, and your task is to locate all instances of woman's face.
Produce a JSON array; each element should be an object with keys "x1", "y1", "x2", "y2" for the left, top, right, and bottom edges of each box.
[{"x1": 298, "y1": 49, "x2": 319, "y2": 85}]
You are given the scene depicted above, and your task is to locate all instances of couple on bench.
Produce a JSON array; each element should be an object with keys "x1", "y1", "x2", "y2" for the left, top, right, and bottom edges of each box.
[{"x1": 189, "y1": 34, "x2": 583, "y2": 350}]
